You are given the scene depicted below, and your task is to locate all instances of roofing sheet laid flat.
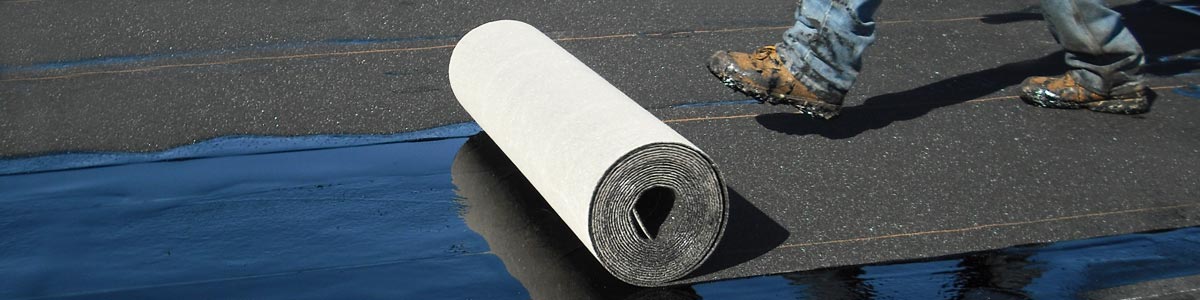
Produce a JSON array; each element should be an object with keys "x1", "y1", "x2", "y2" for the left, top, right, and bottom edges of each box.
[
  {"x1": 453, "y1": 89, "x2": 1200, "y2": 286},
  {"x1": 662, "y1": 95, "x2": 1200, "y2": 283}
]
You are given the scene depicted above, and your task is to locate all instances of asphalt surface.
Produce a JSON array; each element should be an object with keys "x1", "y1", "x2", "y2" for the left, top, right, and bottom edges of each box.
[
  {"x1": 1085, "y1": 274, "x2": 1200, "y2": 300},
  {"x1": 671, "y1": 90, "x2": 1200, "y2": 283},
  {"x1": 7, "y1": 0, "x2": 1195, "y2": 156},
  {"x1": 3, "y1": 0, "x2": 1200, "y2": 290}
]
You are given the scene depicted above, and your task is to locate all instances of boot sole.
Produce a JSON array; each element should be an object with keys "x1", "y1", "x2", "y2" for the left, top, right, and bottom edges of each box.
[
  {"x1": 709, "y1": 70, "x2": 841, "y2": 120},
  {"x1": 1020, "y1": 92, "x2": 1150, "y2": 114}
]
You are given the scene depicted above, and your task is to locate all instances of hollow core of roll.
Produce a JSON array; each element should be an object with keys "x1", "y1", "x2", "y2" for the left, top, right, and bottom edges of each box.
[
  {"x1": 633, "y1": 186, "x2": 677, "y2": 240},
  {"x1": 590, "y1": 143, "x2": 728, "y2": 286}
]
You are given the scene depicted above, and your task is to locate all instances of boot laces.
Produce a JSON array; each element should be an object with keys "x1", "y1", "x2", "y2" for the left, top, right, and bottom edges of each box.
[
  {"x1": 753, "y1": 46, "x2": 778, "y2": 61},
  {"x1": 751, "y1": 46, "x2": 783, "y2": 71}
]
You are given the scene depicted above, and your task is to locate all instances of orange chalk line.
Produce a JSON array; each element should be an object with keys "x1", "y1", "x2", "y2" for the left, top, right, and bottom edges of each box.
[
  {"x1": 647, "y1": 26, "x2": 790, "y2": 37},
  {"x1": 964, "y1": 95, "x2": 1019, "y2": 103},
  {"x1": 0, "y1": 44, "x2": 457, "y2": 82},
  {"x1": 660, "y1": 84, "x2": 1189, "y2": 123},
  {"x1": 1, "y1": 16, "x2": 989, "y2": 82},
  {"x1": 553, "y1": 33, "x2": 638, "y2": 42},
  {"x1": 663, "y1": 114, "x2": 760, "y2": 123},
  {"x1": 778, "y1": 202, "x2": 1198, "y2": 249}
]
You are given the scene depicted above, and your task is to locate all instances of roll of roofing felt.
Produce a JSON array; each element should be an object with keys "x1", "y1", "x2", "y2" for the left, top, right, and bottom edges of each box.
[
  {"x1": 452, "y1": 134, "x2": 701, "y2": 298},
  {"x1": 448, "y1": 20, "x2": 728, "y2": 286}
]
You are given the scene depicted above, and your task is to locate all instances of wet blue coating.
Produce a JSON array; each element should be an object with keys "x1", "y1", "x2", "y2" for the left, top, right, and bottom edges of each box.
[
  {"x1": 0, "y1": 136, "x2": 524, "y2": 299},
  {"x1": 0, "y1": 122, "x2": 480, "y2": 176},
  {"x1": 694, "y1": 229, "x2": 1200, "y2": 298},
  {"x1": 1, "y1": 134, "x2": 1198, "y2": 299},
  {"x1": 1174, "y1": 85, "x2": 1200, "y2": 99}
]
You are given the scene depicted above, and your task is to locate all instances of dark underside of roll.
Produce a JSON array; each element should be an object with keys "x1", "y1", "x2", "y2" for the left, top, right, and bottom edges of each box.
[{"x1": 591, "y1": 143, "x2": 728, "y2": 286}]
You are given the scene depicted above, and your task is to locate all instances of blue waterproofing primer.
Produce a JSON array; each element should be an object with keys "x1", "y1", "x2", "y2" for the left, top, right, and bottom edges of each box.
[
  {"x1": 693, "y1": 228, "x2": 1200, "y2": 299},
  {"x1": 0, "y1": 35, "x2": 461, "y2": 74},
  {"x1": 691, "y1": 275, "x2": 795, "y2": 298},
  {"x1": 1174, "y1": 85, "x2": 1200, "y2": 99},
  {"x1": 0, "y1": 137, "x2": 525, "y2": 300},
  {"x1": 1170, "y1": 4, "x2": 1200, "y2": 17},
  {"x1": 858, "y1": 260, "x2": 961, "y2": 299},
  {"x1": 0, "y1": 122, "x2": 481, "y2": 176},
  {"x1": 1, "y1": 133, "x2": 1198, "y2": 299},
  {"x1": 1154, "y1": 55, "x2": 1200, "y2": 63},
  {"x1": 1022, "y1": 228, "x2": 1200, "y2": 298}
]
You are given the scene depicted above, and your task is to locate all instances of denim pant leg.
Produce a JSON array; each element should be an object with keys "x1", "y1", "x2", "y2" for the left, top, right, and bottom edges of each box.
[
  {"x1": 1041, "y1": 0, "x2": 1144, "y2": 95},
  {"x1": 777, "y1": 0, "x2": 882, "y2": 98}
]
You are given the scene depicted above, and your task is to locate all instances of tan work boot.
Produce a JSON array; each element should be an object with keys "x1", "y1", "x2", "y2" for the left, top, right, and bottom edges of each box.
[
  {"x1": 707, "y1": 46, "x2": 843, "y2": 119},
  {"x1": 1019, "y1": 73, "x2": 1151, "y2": 114}
]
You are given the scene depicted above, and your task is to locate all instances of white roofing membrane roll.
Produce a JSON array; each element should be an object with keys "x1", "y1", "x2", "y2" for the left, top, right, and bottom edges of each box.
[{"x1": 448, "y1": 20, "x2": 729, "y2": 286}]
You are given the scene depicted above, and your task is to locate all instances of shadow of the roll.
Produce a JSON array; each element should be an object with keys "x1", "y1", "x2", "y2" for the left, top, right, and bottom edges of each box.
[
  {"x1": 684, "y1": 188, "x2": 790, "y2": 279},
  {"x1": 452, "y1": 133, "x2": 701, "y2": 299}
]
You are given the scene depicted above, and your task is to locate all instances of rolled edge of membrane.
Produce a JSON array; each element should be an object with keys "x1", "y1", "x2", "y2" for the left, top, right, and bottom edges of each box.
[
  {"x1": 590, "y1": 143, "x2": 729, "y2": 286},
  {"x1": 449, "y1": 20, "x2": 730, "y2": 286}
]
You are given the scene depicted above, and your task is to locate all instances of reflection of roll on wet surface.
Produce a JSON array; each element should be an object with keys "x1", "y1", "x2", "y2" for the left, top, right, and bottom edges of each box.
[
  {"x1": 448, "y1": 20, "x2": 727, "y2": 286},
  {"x1": 453, "y1": 134, "x2": 699, "y2": 299}
]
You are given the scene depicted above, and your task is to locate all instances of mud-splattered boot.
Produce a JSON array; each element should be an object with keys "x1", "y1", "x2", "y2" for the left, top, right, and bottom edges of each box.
[
  {"x1": 707, "y1": 46, "x2": 843, "y2": 119},
  {"x1": 1019, "y1": 73, "x2": 1151, "y2": 114}
]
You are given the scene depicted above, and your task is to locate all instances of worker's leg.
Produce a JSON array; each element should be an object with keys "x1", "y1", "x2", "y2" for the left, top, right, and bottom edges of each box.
[
  {"x1": 1040, "y1": 0, "x2": 1144, "y2": 95},
  {"x1": 1020, "y1": 0, "x2": 1150, "y2": 114},
  {"x1": 777, "y1": 0, "x2": 883, "y2": 97},
  {"x1": 705, "y1": 0, "x2": 881, "y2": 119}
]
